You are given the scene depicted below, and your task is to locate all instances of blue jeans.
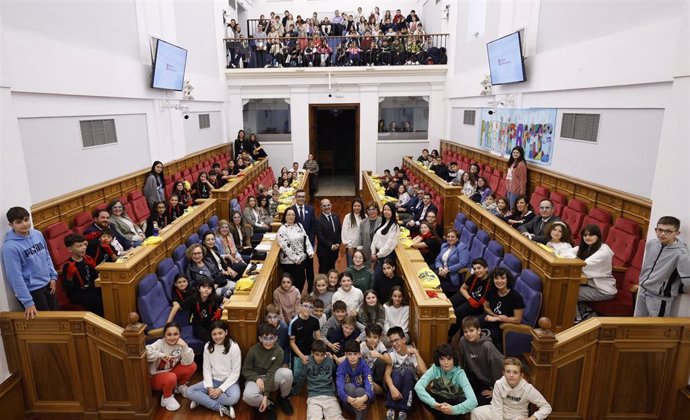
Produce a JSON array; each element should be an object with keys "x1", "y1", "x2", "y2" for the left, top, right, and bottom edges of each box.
[
  {"x1": 507, "y1": 192, "x2": 520, "y2": 210},
  {"x1": 386, "y1": 367, "x2": 416, "y2": 413},
  {"x1": 187, "y1": 379, "x2": 240, "y2": 411},
  {"x1": 291, "y1": 355, "x2": 308, "y2": 396}
]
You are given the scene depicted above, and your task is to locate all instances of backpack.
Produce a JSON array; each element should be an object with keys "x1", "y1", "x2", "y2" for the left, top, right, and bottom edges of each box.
[{"x1": 427, "y1": 375, "x2": 466, "y2": 404}]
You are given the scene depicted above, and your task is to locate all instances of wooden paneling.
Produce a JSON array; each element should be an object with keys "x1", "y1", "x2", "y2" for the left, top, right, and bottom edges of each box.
[
  {"x1": 31, "y1": 144, "x2": 229, "y2": 232},
  {"x1": 529, "y1": 318, "x2": 690, "y2": 420},
  {"x1": 441, "y1": 140, "x2": 653, "y2": 235},
  {"x1": 0, "y1": 373, "x2": 25, "y2": 420},
  {"x1": 362, "y1": 171, "x2": 455, "y2": 362},
  {"x1": 401, "y1": 156, "x2": 462, "y2": 236},
  {"x1": 212, "y1": 158, "x2": 269, "y2": 222},
  {"x1": 0, "y1": 312, "x2": 154, "y2": 419},
  {"x1": 458, "y1": 195, "x2": 585, "y2": 332}
]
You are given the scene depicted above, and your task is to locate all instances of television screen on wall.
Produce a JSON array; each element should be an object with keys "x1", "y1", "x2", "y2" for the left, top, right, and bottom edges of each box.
[
  {"x1": 486, "y1": 31, "x2": 526, "y2": 85},
  {"x1": 151, "y1": 39, "x2": 187, "y2": 91}
]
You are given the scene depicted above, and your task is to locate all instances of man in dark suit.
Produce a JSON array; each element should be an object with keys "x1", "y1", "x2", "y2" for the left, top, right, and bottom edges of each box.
[
  {"x1": 315, "y1": 198, "x2": 341, "y2": 273},
  {"x1": 431, "y1": 156, "x2": 453, "y2": 182},
  {"x1": 407, "y1": 192, "x2": 438, "y2": 234},
  {"x1": 291, "y1": 189, "x2": 316, "y2": 292},
  {"x1": 398, "y1": 188, "x2": 423, "y2": 224},
  {"x1": 519, "y1": 198, "x2": 562, "y2": 244}
]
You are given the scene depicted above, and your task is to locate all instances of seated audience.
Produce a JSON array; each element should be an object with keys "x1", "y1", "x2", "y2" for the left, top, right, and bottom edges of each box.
[
  {"x1": 107, "y1": 199, "x2": 145, "y2": 246},
  {"x1": 84, "y1": 208, "x2": 132, "y2": 253},
  {"x1": 145, "y1": 201, "x2": 168, "y2": 237},
  {"x1": 411, "y1": 221, "x2": 442, "y2": 267},
  {"x1": 435, "y1": 229, "x2": 469, "y2": 297},
  {"x1": 481, "y1": 268, "x2": 524, "y2": 353},
  {"x1": 448, "y1": 258, "x2": 492, "y2": 340},
  {"x1": 385, "y1": 326, "x2": 428, "y2": 420},
  {"x1": 573, "y1": 224, "x2": 617, "y2": 321},
  {"x1": 518, "y1": 198, "x2": 561, "y2": 244},
  {"x1": 502, "y1": 195, "x2": 533, "y2": 228},
  {"x1": 167, "y1": 194, "x2": 186, "y2": 221},
  {"x1": 62, "y1": 234, "x2": 104, "y2": 316},
  {"x1": 545, "y1": 221, "x2": 574, "y2": 257}
]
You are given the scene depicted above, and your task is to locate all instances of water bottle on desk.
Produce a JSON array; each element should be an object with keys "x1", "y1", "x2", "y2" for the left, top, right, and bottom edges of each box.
[{"x1": 152, "y1": 221, "x2": 159, "y2": 237}]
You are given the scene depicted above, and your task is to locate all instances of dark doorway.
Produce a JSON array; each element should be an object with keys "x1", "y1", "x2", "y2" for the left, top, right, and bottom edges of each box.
[{"x1": 309, "y1": 104, "x2": 359, "y2": 196}]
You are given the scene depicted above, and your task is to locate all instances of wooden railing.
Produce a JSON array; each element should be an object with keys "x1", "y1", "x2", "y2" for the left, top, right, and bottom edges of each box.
[
  {"x1": 401, "y1": 156, "x2": 463, "y2": 236},
  {"x1": 459, "y1": 195, "x2": 585, "y2": 332},
  {"x1": 0, "y1": 311, "x2": 154, "y2": 419},
  {"x1": 222, "y1": 172, "x2": 309, "y2": 356},
  {"x1": 97, "y1": 199, "x2": 217, "y2": 327},
  {"x1": 212, "y1": 158, "x2": 270, "y2": 222},
  {"x1": 440, "y1": 140, "x2": 653, "y2": 235},
  {"x1": 361, "y1": 171, "x2": 455, "y2": 362},
  {"x1": 528, "y1": 317, "x2": 690, "y2": 419},
  {"x1": 31, "y1": 144, "x2": 229, "y2": 232}
]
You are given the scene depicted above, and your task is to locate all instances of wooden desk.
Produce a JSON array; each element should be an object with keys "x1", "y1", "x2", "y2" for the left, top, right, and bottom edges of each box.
[
  {"x1": 402, "y1": 156, "x2": 462, "y2": 236},
  {"x1": 212, "y1": 158, "x2": 269, "y2": 222},
  {"x1": 362, "y1": 171, "x2": 455, "y2": 362},
  {"x1": 31, "y1": 144, "x2": 228, "y2": 232},
  {"x1": 458, "y1": 195, "x2": 585, "y2": 332},
  {"x1": 223, "y1": 238, "x2": 281, "y2": 357},
  {"x1": 97, "y1": 200, "x2": 217, "y2": 327},
  {"x1": 441, "y1": 140, "x2": 653, "y2": 236}
]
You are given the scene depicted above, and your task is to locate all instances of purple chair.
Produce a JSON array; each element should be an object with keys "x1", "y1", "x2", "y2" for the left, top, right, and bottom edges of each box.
[
  {"x1": 186, "y1": 233, "x2": 200, "y2": 248},
  {"x1": 502, "y1": 269, "x2": 543, "y2": 357},
  {"x1": 208, "y1": 215, "x2": 219, "y2": 230},
  {"x1": 172, "y1": 244, "x2": 188, "y2": 274},
  {"x1": 469, "y1": 230, "x2": 490, "y2": 261},
  {"x1": 454, "y1": 212, "x2": 467, "y2": 232},
  {"x1": 484, "y1": 240, "x2": 504, "y2": 270},
  {"x1": 197, "y1": 224, "x2": 210, "y2": 238},
  {"x1": 459, "y1": 220, "x2": 477, "y2": 252},
  {"x1": 499, "y1": 253, "x2": 522, "y2": 278},
  {"x1": 137, "y1": 274, "x2": 170, "y2": 335},
  {"x1": 156, "y1": 258, "x2": 179, "y2": 302}
]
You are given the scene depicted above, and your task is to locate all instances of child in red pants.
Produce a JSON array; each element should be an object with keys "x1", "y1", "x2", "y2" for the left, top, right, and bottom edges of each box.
[{"x1": 146, "y1": 322, "x2": 197, "y2": 411}]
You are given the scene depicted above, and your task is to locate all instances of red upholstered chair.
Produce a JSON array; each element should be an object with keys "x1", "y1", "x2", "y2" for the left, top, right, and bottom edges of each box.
[
  {"x1": 488, "y1": 174, "x2": 500, "y2": 193},
  {"x1": 561, "y1": 198, "x2": 588, "y2": 242},
  {"x1": 582, "y1": 207, "x2": 613, "y2": 241},
  {"x1": 130, "y1": 192, "x2": 151, "y2": 225},
  {"x1": 590, "y1": 239, "x2": 645, "y2": 316},
  {"x1": 549, "y1": 191, "x2": 568, "y2": 217},
  {"x1": 606, "y1": 218, "x2": 642, "y2": 267},
  {"x1": 44, "y1": 222, "x2": 73, "y2": 268},
  {"x1": 182, "y1": 168, "x2": 191, "y2": 177},
  {"x1": 72, "y1": 211, "x2": 93, "y2": 235},
  {"x1": 165, "y1": 182, "x2": 174, "y2": 199},
  {"x1": 529, "y1": 186, "x2": 550, "y2": 213},
  {"x1": 496, "y1": 179, "x2": 507, "y2": 199}
]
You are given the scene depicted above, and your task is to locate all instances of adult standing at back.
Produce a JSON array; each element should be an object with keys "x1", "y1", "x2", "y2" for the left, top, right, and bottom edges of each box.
[
  {"x1": 357, "y1": 201, "x2": 382, "y2": 268},
  {"x1": 143, "y1": 161, "x2": 166, "y2": 210},
  {"x1": 292, "y1": 189, "x2": 316, "y2": 293},
  {"x1": 505, "y1": 146, "x2": 527, "y2": 209},
  {"x1": 371, "y1": 203, "x2": 400, "y2": 277},
  {"x1": 303, "y1": 153, "x2": 319, "y2": 196},
  {"x1": 234, "y1": 130, "x2": 247, "y2": 160},
  {"x1": 315, "y1": 199, "x2": 341, "y2": 274}
]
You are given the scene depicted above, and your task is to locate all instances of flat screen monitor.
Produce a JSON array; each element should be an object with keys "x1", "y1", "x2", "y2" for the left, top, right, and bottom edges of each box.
[
  {"x1": 151, "y1": 39, "x2": 187, "y2": 91},
  {"x1": 486, "y1": 31, "x2": 526, "y2": 85}
]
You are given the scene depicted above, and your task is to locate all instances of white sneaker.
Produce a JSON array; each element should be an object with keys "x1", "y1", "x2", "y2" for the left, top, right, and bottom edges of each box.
[
  {"x1": 189, "y1": 400, "x2": 197, "y2": 410},
  {"x1": 160, "y1": 395, "x2": 180, "y2": 411},
  {"x1": 229, "y1": 405, "x2": 236, "y2": 419},
  {"x1": 174, "y1": 384, "x2": 188, "y2": 397},
  {"x1": 219, "y1": 405, "x2": 235, "y2": 418}
]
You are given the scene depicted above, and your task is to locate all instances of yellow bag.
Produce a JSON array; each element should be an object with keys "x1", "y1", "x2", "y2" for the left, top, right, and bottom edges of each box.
[
  {"x1": 401, "y1": 237, "x2": 414, "y2": 248},
  {"x1": 277, "y1": 204, "x2": 289, "y2": 213},
  {"x1": 142, "y1": 236, "x2": 162, "y2": 246},
  {"x1": 399, "y1": 227, "x2": 410, "y2": 238},
  {"x1": 235, "y1": 276, "x2": 256, "y2": 291},
  {"x1": 418, "y1": 267, "x2": 441, "y2": 290}
]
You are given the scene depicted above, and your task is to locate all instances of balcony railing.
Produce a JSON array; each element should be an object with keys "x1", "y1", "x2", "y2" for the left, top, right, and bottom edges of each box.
[{"x1": 223, "y1": 33, "x2": 449, "y2": 69}]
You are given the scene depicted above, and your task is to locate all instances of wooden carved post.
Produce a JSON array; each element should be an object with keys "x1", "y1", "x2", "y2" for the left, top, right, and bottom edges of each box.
[
  {"x1": 122, "y1": 313, "x2": 155, "y2": 417},
  {"x1": 527, "y1": 317, "x2": 557, "y2": 398}
]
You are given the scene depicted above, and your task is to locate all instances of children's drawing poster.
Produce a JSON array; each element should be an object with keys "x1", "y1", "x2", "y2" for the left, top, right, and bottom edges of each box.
[{"x1": 478, "y1": 108, "x2": 557, "y2": 165}]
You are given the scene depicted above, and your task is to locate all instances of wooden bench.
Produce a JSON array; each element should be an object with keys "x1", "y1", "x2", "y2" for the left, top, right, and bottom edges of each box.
[{"x1": 212, "y1": 158, "x2": 269, "y2": 222}]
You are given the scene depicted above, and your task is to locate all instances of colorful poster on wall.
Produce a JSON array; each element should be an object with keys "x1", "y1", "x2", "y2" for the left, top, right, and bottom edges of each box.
[{"x1": 478, "y1": 108, "x2": 557, "y2": 165}]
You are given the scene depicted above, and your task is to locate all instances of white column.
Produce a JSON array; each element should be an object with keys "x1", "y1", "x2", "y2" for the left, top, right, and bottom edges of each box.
[
  {"x1": 648, "y1": 1, "x2": 690, "y2": 316},
  {"x1": 427, "y1": 82, "x2": 446, "y2": 152},
  {"x1": 290, "y1": 87, "x2": 310, "y2": 163},
  {"x1": 359, "y1": 85, "x2": 379, "y2": 189}
]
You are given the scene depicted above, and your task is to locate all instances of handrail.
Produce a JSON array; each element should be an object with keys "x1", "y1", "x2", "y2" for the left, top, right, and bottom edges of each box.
[
  {"x1": 0, "y1": 311, "x2": 154, "y2": 419},
  {"x1": 458, "y1": 194, "x2": 584, "y2": 332},
  {"x1": 212, "y1": 158, "x2": 270, "y2": 222},
  {"x1": 440, "y1": 139, "x2": 653, "y2": 235},
  {"x1": 31, "y1": 143, "x2": 229, "y2": 232},
  {"x1": 361, "y1": 170, "x2": 455, "y2": 362},
  {"x1": 527, "y1": 317, "x2": 690, "y2": 419}
]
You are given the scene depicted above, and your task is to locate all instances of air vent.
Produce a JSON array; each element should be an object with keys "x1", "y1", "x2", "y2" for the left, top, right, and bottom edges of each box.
[
  {"x1": 463, "y1": 110, "x2": 476, "y2": 125},
  {"x1": 561, "y1": 113, "x2": 600, "y2": 143},
  {"x1": 199, "y1": 113, "x2": 210, "y2": 129},
  {"x1": 79, "y1": 119, "x2": 117, "y2": 148}
]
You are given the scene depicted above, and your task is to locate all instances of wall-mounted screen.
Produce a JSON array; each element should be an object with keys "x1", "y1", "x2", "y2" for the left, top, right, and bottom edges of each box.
[
  {"x1": 151, "y1": 39, "x2": 187, "y2": 91},
  {"x1": 486, "y1": 31, "x2": 526, "y2": 85}
]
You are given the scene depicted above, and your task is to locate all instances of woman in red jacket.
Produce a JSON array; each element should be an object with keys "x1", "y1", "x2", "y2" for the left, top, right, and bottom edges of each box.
[{"x1": 505, "y1": 146, "x2": 527, "y2": 209}]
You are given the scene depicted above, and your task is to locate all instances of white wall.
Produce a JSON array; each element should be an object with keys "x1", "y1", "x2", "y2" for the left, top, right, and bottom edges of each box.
[
  {"x1": 376, "y1": 141, "x2": 429, "y2": 174},
  {"x1": 183, "y1": 110, "x2": 224, "y2": 152}
]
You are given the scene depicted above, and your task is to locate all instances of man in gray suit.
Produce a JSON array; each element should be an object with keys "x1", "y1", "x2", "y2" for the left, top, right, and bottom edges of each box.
[
  {"x1": 518, "y1": 198, "x2": 562, "y2": 244},
  {"x1": 356, "y1": 201, "x2": 382, "y2": 269}
]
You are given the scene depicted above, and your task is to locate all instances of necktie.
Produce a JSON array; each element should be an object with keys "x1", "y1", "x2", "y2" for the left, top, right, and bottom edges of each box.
[
  {"x1": 299, "y1": 206, "x2": 304, "y2": 220},
  {"x1": 328, "y1": 215, "x2": 335, "y2": 233}
]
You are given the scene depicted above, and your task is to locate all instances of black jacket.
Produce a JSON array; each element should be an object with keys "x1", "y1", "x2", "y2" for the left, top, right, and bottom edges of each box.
[
  {"x1": 518, "y1": 215, "x2": 562, "y2": 244},
  {"x1": 315, "y1": 213, "x2": 342, "y2": 257}
]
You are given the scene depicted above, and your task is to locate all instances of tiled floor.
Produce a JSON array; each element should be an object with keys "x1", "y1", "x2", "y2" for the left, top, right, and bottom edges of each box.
[{"x1": 315, "y1": 175, "x2": 357, "y2": 197}]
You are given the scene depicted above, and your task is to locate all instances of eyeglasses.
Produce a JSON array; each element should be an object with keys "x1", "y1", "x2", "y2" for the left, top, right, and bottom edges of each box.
[
  {"x1": 390, "y1": 338, "x2": 402, "y2": 344},
  {"x1": 191, "y1": 252, "x2": 203, "y2": 256},
  {"x1": 655, "y1": 228, "x2": 676, "y2": 235},
  {"x1": 259, "y1": 335, "x2": 278, "y2": 343},
  {"x1": 539, "y1": 206, "x2": 552, "y2": 210}
]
